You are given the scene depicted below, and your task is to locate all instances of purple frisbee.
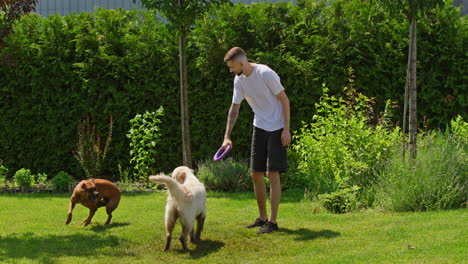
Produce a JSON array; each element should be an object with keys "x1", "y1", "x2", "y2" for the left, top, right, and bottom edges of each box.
[{"x1": 213, "y1": 145, "x2": 231, "y2": 161}]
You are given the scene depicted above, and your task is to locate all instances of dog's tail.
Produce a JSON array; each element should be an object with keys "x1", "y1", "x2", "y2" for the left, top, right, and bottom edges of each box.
[{"x1": 149, "y1": 174, "x2": 191, "y2": 202}]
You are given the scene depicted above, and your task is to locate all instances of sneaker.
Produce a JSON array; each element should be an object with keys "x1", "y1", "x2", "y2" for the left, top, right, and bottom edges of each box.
[
  {"x1": 244, "y1": 218, "x2": 268, "y2": 228},
  {"x1": 257, "y1": 221, "x2": 279, "y2": 234}
]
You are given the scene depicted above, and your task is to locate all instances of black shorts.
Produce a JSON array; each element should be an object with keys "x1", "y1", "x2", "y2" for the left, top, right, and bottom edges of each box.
[{"x1": 251, "y1": 126, "x2": 288, "y2": 173}]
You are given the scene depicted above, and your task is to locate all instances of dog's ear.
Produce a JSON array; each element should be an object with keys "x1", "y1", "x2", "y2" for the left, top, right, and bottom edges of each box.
[
  {"x1": 173, "y1": 170, "x2": 186, "y2": 183},
  {"x1": 178, "y1": 171, "x2": 186, "y2": 183},
  {"x1": 81, "y1": 181, "x2": 94, "y2": 190}
]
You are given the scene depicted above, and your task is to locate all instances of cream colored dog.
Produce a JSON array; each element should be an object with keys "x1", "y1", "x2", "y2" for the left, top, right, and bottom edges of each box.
[{"x1": 149, "y1": 166, "x2": 207, "y2": 251}]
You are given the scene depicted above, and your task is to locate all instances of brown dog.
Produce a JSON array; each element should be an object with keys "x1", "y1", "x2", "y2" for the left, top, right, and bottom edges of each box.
[{"x1": 66, "y1": 179, "x2": 121, "y2": 226}]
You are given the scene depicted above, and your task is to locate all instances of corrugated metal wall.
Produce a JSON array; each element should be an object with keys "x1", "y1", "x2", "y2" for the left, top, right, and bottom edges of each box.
[
  {"x1": 34, "y1": 0, "x2": 293, "y2": 17},
  {"x1": 35, "y1": 0, "x2": 144, "y2": 16},
  {"x1": 454, "y1": 0, "x2": 468, "y2": 15},
  {"x1": 34, "y1": 0, "x2": 468, "y2": 17}
]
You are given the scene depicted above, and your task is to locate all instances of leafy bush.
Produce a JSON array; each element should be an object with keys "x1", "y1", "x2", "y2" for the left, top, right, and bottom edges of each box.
[
  {"x1": 319, "y1": 185, "x2": 361, "y2": 214},
  {"x1": 293, "y1": 85, "x2": 400, "y2": 193},
  {"x1": 450, "y1": 115, "x2": 467, "y2": 142},
  {"x1": 117, "y1": 163, "x2": 133, "y2": 184},
  {"x1": 127, "y1": 107, "x2": 164, "y2": 181},
  {"x1": 115, "y1": 163, "x2": 162, "y2": 192},
  {"x1": 51, "y1": 171, "x2": 75, "y2": 192},
  {"x1": 0, "y1": 163, "x2": 8, "y2": 185},
  {"x1": 373, "y1": 130, "x2": 467, "y2": 211},
  {"x1": 14, "y1": 168, "x2": 35, "y2": 188},
  {"x1": 197, "y1": 158, "x2": 252, "y2": 191},
  {"x1": 280, "y1": 149, "x2": 310, "y2": 191},
  {"x1": 36, "y1": 172, "x2": 48, "y2": 184}
]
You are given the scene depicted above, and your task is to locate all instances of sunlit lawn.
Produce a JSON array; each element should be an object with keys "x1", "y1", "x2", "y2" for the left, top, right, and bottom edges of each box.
[{"x1": 0, "y1": 191, "x2": 466, "y2": 263}]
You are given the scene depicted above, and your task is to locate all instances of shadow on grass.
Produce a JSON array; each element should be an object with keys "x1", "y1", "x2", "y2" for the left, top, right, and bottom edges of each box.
[
  {"x1": 0, "y1": 193, "x2": 70, "y2": 199},
  {"x1": 0, "y1": 191, "x2": 160, "y2": 199},
  {"x1": 90, "y1": 222, "x2": 130, "y2": 232},
  {"x1": 207, "y1": 190, "x2": 304, "y2": 203},
  {"x1": 0, "y1": 232, "x2": 128, "y2": 264},
  {"x1": 188, "y1": 239, "x2": 225, "y2": 259},
  {"x1": 279, "y1": 228, "x2": 340, "y2": 241},
  {"x1": 0, "y1": 190, "x2": 305, "y2": 203},
  {"x1": 121, "y1": 192, "x2": 161, "y2": 197}
]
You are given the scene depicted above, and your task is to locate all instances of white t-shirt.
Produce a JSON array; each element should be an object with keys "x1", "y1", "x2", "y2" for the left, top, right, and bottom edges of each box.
[{"x1": 232, "y1": 64, "x2": 285, "y2": 132}]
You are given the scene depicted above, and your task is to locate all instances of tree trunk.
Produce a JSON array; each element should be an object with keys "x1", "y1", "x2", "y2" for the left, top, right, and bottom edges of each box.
[
  {"x1": 408, "y1": 18, "x2": 417, "y2": 158},
  {"x1": 178, "y1": 26, "x2": 192, "y2": 167},
  {"x1": 402, "y1": 19, "x2": 413, "y2": 158}
]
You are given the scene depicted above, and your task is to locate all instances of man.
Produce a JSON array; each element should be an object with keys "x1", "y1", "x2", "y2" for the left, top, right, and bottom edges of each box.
[{"x1": 221, "y1": 47, "x2": 291, "y2": 234}]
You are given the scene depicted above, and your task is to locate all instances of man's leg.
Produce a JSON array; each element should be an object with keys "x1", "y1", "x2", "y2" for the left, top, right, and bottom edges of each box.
[
  {"x1": 252, "y1": 171, "x2": 267, "y2": 221},
  {"x1": 256, "y1": 128, "x2": 286, "y2": 234},
  {"x1": 266, "y1": 171, "x2": 281, "y2": 223},
  {"x1": 247, "y1": 126, "x2": 270, "y2": 228}
]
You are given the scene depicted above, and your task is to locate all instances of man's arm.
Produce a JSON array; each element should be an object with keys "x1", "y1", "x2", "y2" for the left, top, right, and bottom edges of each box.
[
  {"x1": 222, "y1": 103, "x2": 240, "y2": 148},
  {"x1": 276, "y1": 91, "x2": 291, "y2": 146}
]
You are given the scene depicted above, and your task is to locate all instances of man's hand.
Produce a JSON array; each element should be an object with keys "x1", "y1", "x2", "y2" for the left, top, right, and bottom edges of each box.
[
  {"x1": 223, "y1": 104, "x2": 240, "y2": 150},
  {"x1": 222, "y1": 138, "x2": 233, "y2": 149},
  {"x1": 276, "y1": 91, "x2": 291, "y2": 147},
  {"x1": 281, "y1": 129, "x2": 291, "y2": 147}
]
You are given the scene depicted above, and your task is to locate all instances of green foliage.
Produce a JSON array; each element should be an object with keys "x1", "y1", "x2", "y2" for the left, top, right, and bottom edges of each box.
[
  {"x1": 280, "y1": 149, "x2": 310, "y2": 191},
  {"x1": 413, "y1": 2, "x2": 467, "y2": 127},
  {"x1": 14, "y1": 168, "x2": 35, "y2": 188},
  {"x1": 36, "y1": 173, "x2": 48, "y2": 184},
  {"x1": 192, "y1": 0, "x2": 466, "y2": 169},
  {"x1": 73, "y1": 115, "x2": 113, "y2": 179},
  {"x1": 127, "y1": 107, "x2": 164, "y2": 181},
  {"x1": 0, "y1": 163, "x2": 8, "y2": 185},
  {"x1": 450, "y1": 115, "x2": 468, "y2": 142},
  {"x1": 0, "y1": 0, "x2": 38, "y2": 44},
  {"x1": 197, "y1": 158, "x2": 252, "y2": 191},
  {"x1": 377, "y1": 0, "x2": 444, "y2": 19},
  {"x1": 138, "y1": 0, "x2": 229, "y2": 29},
  {"x1": 318, "y1": 184, "x2": 361, "y2": 214},
  {"x1": 293, "y1": 85, "x2": 400, "y2": 193},
  {"x1": 0, "y1": 1, "x2": 465, "y2": 179},
  {"x1": 0, "y1": 9, "x2": 179, "y2": 178},
  {"x1": 51, "y1": 171, "x2": 75, "y2": 192},
  {"x1": 117, "y1": 163, "x2": 133, "y2": 184},
  {"x1": 373, "y1": 131, "x2": 467, "y2": 212}
]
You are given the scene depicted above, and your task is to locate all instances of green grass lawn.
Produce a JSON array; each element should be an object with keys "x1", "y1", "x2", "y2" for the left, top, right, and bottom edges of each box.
[{"x1": 0, "y1": 191, "x2": 466, "y2": 264}]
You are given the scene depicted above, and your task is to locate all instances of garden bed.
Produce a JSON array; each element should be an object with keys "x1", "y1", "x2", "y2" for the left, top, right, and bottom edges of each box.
[{"x1": 0, "y1": 182, "x2": 164, "y2": 194}]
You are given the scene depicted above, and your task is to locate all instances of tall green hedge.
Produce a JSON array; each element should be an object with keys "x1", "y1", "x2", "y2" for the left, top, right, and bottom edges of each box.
[
  {"x1": 0, "y1": 0, "x2": 466, "y2": 179},
  {"x1": 0, "y1": 10, "x2": 180, "y2": 178}
]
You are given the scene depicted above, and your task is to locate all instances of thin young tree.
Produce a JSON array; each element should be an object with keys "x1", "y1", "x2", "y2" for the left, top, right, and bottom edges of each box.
[
  {"x1": 378, "y1": 0, "x2": 443, "y2": 158},
  {"x1": 136, "y1": 0, "x2": 228, "y2": 167}
]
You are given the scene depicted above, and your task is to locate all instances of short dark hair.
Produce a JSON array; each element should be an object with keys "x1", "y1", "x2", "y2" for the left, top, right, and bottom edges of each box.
[{"x1": 224, "y1": 47, "x2": 247, "y2": 62}]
